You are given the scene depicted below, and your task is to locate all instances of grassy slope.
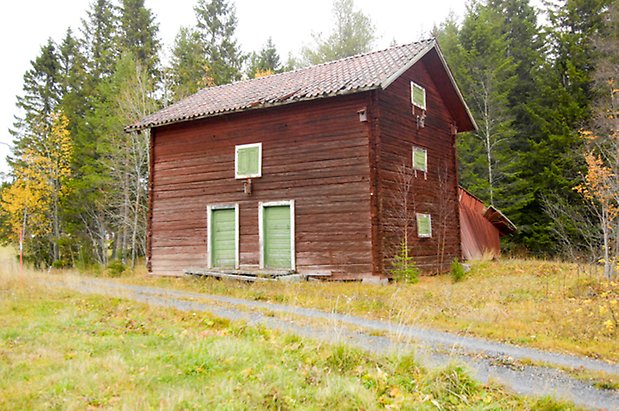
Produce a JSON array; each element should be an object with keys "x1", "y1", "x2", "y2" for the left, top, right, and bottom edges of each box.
[
  {"x1": 0, "y1": 271, "x2": 575, "y2": 410},
  {"x1": 117, "y1": 259, "x2": 619, "y2": 363}
]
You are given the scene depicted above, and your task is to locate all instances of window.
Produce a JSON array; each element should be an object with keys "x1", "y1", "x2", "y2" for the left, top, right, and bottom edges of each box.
[
  {"x1": 411, "y1": 81, "x2": 426, "y2": 110},
  {"x1": 235, "y1": 143, "x2": 262, "y2": 179},
  {"x1": 416, "y1": 213, "x2": 432, "y2": 238},
  {"x1": 412, "y1": 146, "x2": 427, "y2": 172}
]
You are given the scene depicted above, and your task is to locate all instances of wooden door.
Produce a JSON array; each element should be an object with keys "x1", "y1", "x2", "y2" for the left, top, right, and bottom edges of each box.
[
  {"x1": 210, "y1": 208, "x2": 236, "y2": 268},
  {"x1": 263, "y1": 205, "x2": 291, "y2": 269}
]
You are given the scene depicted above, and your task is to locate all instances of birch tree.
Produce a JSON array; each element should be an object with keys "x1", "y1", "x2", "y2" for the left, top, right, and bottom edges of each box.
[
  {"x1": 302, "y1": 0, "x2": 375, "y2": 65},
  {"x1": 458, "y1": 1, "x2": 517, "y2": 205},
  {"x1": 1, "y1": 112, "x2": 73, "y2": 266},
  {"x1": 97, "y1": 52, "x2": 157, "y2": 268}
]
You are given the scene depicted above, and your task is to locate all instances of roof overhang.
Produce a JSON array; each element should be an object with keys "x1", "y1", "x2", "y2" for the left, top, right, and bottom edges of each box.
[
  {"x1": 484, "y1": 206, "x2": 517, "y2": 236},
  {"x1": 124, "y1": 85, "x2": 377, "y2": 133}
]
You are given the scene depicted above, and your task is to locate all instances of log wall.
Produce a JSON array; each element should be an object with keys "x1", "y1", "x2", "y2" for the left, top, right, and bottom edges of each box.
[
  {"x1": 149, "y1": 94, "x2": 375, "y2": 279},
  {"x1": 375, "y1": 56, "x2": 462, "y2": 273}
]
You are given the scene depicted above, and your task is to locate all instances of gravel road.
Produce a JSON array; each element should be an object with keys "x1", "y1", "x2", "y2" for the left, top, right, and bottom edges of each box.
[{"x1": 45, "y1": 276, "x2": 619, "y2": 410}]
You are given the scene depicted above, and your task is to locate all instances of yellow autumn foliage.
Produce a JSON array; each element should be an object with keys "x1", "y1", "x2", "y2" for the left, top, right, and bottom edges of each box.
[
  {"x1": 0, "y1": 112, "x2": 73, "y2": 242},
  {"x1": 254, "y1": 69, "x2": 274, "y2": 79}
]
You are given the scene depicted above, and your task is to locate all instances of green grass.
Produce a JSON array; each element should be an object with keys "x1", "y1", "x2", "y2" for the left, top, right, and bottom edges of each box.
[{"x1": 0, "y1": 271, "x2": 578, "y2": 410}]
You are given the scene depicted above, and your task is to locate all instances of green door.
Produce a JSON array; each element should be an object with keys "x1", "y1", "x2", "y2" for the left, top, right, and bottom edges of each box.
[
  {"x1": 263, "y1": 205, "x2": 291, "y2": 269},
  {"x1": 211, "y1": 208, "x2": 236, "y2": 268}
]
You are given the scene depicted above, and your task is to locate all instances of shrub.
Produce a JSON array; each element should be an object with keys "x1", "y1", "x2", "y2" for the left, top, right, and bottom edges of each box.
[
  {"x1": 390, "y1": 241, "x2": 420, "y2": 284},
  {"x1": 51, "y1": 260, "x2": 70, "y2": 269},
  {"x1": 106, "y1": 260, "x2": 126, "y2": 277},
  {"x1": 450, "y1": 258, "x2": 466, "y2": 282}
]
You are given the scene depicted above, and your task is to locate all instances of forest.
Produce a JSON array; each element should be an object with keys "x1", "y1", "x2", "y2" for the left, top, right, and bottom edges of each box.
[{"x1": 0, "y1": 0, "x2": 617, "y2": 277}]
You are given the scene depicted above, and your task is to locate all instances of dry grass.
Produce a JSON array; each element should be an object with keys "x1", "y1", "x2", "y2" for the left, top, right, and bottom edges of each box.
[
  {"x1": 107, "y1": 258, "x2": 619, "y2": 363},
  {"x1": 0, "y1": 258, "x2": 575, "y2": 410},
  {"x1": 2, "y1": 246, "x2": 617, "y2": 362}
]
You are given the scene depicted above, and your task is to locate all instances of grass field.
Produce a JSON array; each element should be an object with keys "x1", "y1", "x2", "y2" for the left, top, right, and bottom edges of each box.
[
  {"x1": 109, "y1": 259, "x2": 619, "y2": 364},
  {"x1": 0, "y1": 266, "x2": 576, "y2": 410}
]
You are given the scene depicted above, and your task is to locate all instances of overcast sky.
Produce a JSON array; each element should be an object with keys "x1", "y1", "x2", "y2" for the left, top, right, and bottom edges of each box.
[{"x1": 0, "y1": 0, "x2": 467, "y2": 178}]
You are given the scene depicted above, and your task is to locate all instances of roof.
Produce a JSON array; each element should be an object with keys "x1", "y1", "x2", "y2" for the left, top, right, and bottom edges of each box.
[
  {"x1": 458, "y1": 187, "x2": 516, "y2": 260},
  {"x1": 127, "y1": 38, "x2": 476, "y2": 132},
  {"x1": 458, "y1": 187, "x2": 517, "y2": 236},
  {"x1": 484, "y1": 206, "x2": 517, "y2": 236}
]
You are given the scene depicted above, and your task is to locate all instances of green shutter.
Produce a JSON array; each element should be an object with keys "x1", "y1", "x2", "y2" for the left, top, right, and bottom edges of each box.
[
  {"x1": 412, "y1": 82, "x2": 426, "y2": 109},
  {"x1": 211, "y1": 208, "x2": 236, "y2": 268},
  {"x1": 263, "y1": 205, "x2": 291, "y2": 269},
  {"x1": 236, "y1": 145, "x2": 260, "y2": 177},
  {"x1": 413, "y1": 147, "x2": 427, "y2": 171},
  {"x1": 417, "y1": 213, "x2": 432, "y2": 238}
]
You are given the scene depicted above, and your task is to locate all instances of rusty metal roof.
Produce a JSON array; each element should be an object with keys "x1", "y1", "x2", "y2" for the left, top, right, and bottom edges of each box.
[
  {"x1": 484, "y1": 206, "x2": 517, "y2": 236},
  {"x1": 127, "y1": 39, "x2": 439, "y2": 131},
  {"x1": 458, "y1": 187, "x2": 516, "y2": 260}
]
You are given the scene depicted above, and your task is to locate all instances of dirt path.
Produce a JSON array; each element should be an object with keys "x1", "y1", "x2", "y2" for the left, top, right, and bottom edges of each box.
[{"x1": 46, "y1": 276, "x2": 618, "y2": 410}]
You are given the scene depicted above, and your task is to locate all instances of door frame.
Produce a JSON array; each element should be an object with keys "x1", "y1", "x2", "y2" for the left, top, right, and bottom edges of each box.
[
  {"x1": 258, "y1": 200, "x2": 295, "y2": 271},
  {"x1": 206, "y1": 203, "x2": 239, "y2": 269}
]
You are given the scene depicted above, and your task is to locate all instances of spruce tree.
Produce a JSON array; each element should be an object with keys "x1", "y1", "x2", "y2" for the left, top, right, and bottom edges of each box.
[
  {"x1": 81, "y1": 0, "x2": 118, "y2": 80},
  {"x1": 167, "y1": 26, "x2": 208, "y2": 101},
  {"x1": 11, "y1": 39, "x2": 62, "y2": 157},
  {"x1": 512, "y1": 0, "x2": 612, "y2": 253},
  {"x1": 247, "y1": 37, "x2": 283, "y2": 78},
  {"x1": 57, "y1": 28, "x2": 89, "y2": 140},
  {"x1": 439, "y1": 2, "x2": 518, "y2": 206},
  {"x1": 118, "y1": 0, "x2": 160, "y2": 77},
  {"x1": 194, "y1": 0, "x2": 245, "y2": 85}
]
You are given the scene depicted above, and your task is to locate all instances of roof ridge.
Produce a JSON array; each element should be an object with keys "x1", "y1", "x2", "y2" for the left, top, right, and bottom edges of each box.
[
  {"x1": 196, "y1": 38, "x2": 437, "y2": 93},
  {"x1": 285, "y1": 37, "x2": 436, "y2": 73}
]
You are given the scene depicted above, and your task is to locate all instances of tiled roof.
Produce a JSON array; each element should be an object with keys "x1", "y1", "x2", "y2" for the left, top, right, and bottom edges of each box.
[{"x1": 127, "y1": 39, "x2": 436, "y2": 131}]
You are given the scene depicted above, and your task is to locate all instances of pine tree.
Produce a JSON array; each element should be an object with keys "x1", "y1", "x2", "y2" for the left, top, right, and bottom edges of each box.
[
  {"x1": 194, "y1": 0, "x2": 245, "y2": 85},
  {"x1": 302, "y1": 0, "x2": 375, "y2": 65}
]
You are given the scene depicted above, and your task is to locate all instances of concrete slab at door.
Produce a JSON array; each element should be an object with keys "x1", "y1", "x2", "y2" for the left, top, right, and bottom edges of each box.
[
  {"x1": 211, "y1": 208, "x2": 236, "y2": 268},
  {"x1": 263, "y1": 205, "x2": 291, "y2": 269}
]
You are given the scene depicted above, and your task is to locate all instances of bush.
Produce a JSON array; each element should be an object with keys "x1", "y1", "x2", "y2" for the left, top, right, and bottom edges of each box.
[
  {"x1": 106, "y1": 260, "x2": 127, "y2": 277},
  {"x1": 450, "y1": 258, "x2": 466, "y2": 282},
  {"x1": 390, "y1": 241, "x2": 420, "y2": 284},
  {"x1": 51, "y1": 260, "x2": 70, "y2": 269}
]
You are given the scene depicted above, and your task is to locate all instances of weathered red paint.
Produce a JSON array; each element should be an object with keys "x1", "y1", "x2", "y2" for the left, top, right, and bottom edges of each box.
[{"x1": 145, "y1": 47, "x2": 475, "y2": 279}]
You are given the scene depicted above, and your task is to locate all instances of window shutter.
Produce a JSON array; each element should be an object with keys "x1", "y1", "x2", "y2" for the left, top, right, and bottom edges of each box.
[
  {"x1": 235, "y1": 143, "x2": 261, "y2": 178},
  {"x1": 416, "y1": 213, "x2": 432, "y2": 238},
  {"x1": 411, "y1": 82, "x2": 426, "y2": 110},
  {"x1": 413, "y1": 147, "x2": 427, "y2": 172}
]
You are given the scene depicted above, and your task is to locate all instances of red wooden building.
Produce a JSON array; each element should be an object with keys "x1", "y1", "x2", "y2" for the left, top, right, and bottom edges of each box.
[{"x1": 128, "y1": 39, "x2": 476, "y2": 280}]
